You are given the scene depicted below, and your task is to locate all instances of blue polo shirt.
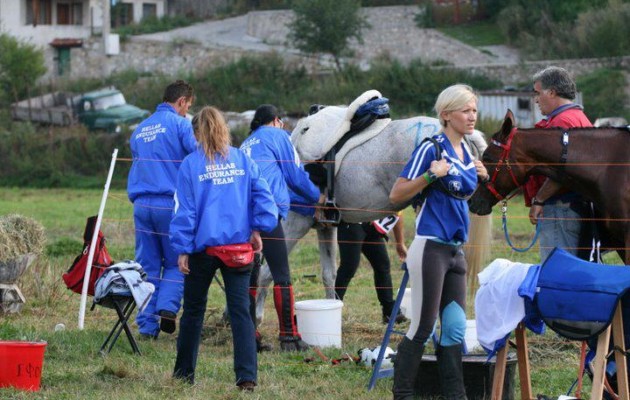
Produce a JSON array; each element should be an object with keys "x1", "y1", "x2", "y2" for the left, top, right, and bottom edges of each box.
[{"x1": 400, "y1": 133, "x2": 478, "y2": 243}]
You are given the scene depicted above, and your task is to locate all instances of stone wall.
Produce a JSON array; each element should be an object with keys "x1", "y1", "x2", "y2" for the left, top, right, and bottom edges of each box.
[{"x1": 46, "y1": 36, "x2": 323, "y2": 81}]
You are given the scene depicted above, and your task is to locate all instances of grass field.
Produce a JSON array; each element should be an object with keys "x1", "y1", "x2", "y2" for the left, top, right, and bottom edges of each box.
[{"x1": 0, "y1": 187, "x2": 624, "y2": 399}]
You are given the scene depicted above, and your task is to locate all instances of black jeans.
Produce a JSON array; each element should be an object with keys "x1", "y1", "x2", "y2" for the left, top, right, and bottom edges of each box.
[{"x1": 174, "y1": 252, "x2": 256, "y2": 385}]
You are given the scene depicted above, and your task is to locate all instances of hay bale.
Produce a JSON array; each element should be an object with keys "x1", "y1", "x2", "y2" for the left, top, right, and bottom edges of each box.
[
  {"x1": 0, "y1": 214, "x2": 46, "y2": 283},
  {"x1": 0, "y1": 214, "x2": 46, "y2": 261}
]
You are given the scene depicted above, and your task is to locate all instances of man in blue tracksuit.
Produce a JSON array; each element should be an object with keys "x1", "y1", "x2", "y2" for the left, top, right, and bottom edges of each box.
[
  {"x1": 127, "y1": 80, "x2": 196, "y2": 339},
  {"x1": 241, "y1": 104, "x2": 324, "y2": 351}
]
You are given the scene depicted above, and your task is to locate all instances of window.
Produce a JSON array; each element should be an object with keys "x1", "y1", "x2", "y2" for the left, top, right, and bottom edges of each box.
[
  {"x1": 112, "y1": 3, "x2": 133, "y2": 27},
  {"x1": 26, "y1": 0, "x2": 53, "y2": 25},
  {"x1": 517, "y1": 97, "x2": 531, "y2": 111},
  {"x1": 56, "y1": 2, "x2": 83, "y2": 25},
  {"x1": 72, "y1": 3, "x2": 83, "y2": 25},
  {"x1": 93, "y1": 93, "x2": 126, "y2": 110},
  {"x1": 142, "y1": 3, "x2": 157, "y2": 20}
]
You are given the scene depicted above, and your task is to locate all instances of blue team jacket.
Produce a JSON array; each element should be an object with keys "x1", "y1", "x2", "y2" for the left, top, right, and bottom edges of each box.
[
  {"x1": 127, "y1": 103, "x2": 197, "y2": 202},
  {"x1": 169, "y1": 147, "x2": 279, "y2": 255},
  {"x1": 240, "y1": 126, "x2": 320, "y2": 219}
]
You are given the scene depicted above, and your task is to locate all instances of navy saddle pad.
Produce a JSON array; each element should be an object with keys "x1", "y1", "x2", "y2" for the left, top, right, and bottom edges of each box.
[{"x1": 536, "y1": 248, "x2": 630, "y2": 340}]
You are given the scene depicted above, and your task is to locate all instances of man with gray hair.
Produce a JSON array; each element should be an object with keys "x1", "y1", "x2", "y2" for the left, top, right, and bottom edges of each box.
[{"x1": 524, "y1": 66, "x2": 593, "y2": 262}]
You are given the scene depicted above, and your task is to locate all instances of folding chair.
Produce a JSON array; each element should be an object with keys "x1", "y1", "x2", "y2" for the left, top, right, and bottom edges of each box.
[{"x1": 93, "y1": 292, "x2": 141, "y2": 355}]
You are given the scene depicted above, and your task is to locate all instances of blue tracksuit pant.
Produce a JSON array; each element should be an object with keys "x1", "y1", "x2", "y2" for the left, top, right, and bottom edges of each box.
[{"x1": 133, "y1": 195, "x2": 183, "y2": 337}]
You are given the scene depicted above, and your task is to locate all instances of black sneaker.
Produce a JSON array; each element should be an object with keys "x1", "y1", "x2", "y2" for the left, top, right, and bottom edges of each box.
[
  {"x1": 139, "y1": 333, "x2": 158, "y2": 341},
  {"x1": 159, "y1": 310, "x2": 177, "y2": 334},
  {"x1": 279, "y1": 337, "x2": 311, "y2": 352}
]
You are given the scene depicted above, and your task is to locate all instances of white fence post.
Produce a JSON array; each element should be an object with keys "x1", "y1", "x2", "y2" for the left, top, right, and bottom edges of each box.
[{"x1": 77, "y1": 148, "x2": 118, "y2": 330}]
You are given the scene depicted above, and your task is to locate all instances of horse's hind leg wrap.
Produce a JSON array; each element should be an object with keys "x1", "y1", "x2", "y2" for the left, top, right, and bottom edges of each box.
[
  {"x1": 254, "y1": 262, "x2": 274, "y2": 325},
  {"x1": 249, "y1": 256, "x2": 261, "y2": 328}
]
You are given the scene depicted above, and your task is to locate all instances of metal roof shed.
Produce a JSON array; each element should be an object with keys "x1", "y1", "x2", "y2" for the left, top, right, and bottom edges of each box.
[{"x1": 477, "y1": 90, "x2": 583, "y2": 128}]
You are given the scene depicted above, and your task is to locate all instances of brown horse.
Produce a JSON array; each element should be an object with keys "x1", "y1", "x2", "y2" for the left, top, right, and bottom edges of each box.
[{"x1": 468, "y1": 110, "x2": 630, "y2": 264}]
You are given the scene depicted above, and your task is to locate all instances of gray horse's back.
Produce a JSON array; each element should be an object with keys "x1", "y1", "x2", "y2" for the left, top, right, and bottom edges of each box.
[{"x1": 335, "y1": 117, "x2": 436, "y2": 222}]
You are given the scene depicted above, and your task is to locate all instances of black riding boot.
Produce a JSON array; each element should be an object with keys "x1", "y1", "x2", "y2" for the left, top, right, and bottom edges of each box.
[
  {"x1": 274, "y1": 282, "x2": 310, "y2": 352},
  {"x1": 436, "y1": 344, "x2": 467, "y2": 400},
  {"x1": 392, "y1": 337, "x2": 424, "y2": 400}
]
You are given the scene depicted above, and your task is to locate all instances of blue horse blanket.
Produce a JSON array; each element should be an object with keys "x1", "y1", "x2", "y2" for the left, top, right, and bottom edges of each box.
[{"x1": 522, "y1": 248, "x2": 630, "y2": 340}]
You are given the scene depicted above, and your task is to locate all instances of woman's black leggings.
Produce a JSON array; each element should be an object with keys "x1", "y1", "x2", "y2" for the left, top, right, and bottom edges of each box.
[
  {"x1": 260, "y1": 219, "x2": 291, "y2": 284},
  {"x1": 334, "y1": 222, "x2": 394, "y2": 309}
]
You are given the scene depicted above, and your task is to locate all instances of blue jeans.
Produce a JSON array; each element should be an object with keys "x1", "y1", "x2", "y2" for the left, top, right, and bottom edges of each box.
[
  {"x1": 173, "y1": 252, "x2": 256, "y2": 385},
  {"x1": 539, "y1": 200, "x2": 581, "y2": 262}
]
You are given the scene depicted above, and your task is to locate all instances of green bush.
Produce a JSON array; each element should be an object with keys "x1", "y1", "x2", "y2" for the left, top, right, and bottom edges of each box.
[
  {"x1": 0, "y1": 33, "x2": 46, "y2": 107},
  {"x1": 361, "y1": 57, "x2": 500, "y2": 116},
  {"x1": 0, "y1": 123, "x2": 131, "y2": 188},
  {"x1": 289, "y1": 0, "x2": 368, "y2": 70},
  {"x1": 573, "y1": 4, "x2": 630, "y2": 58},
  {"x1": 194, "y1": 54, "x2": 310, "y2": 112},
  {"x1": 577, "y1": 67, "x2": 630, "y2": 122},
  {"x1": 497, "y1": 0, "x2": 630, "y2": 59}
]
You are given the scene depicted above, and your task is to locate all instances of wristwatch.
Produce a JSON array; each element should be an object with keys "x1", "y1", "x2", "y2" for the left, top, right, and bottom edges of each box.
[{"x1": 531, "y1": 197, "x2": 544, "y2": 206}]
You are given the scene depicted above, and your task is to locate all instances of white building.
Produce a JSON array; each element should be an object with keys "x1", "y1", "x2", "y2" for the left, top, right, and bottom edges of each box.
[
  {"x1": 0, "y1": 0, "x2": 165, "y2": 47},
  {"x1": 0, "y1": 0, "x2": 165, "y2": 78},
  {"x1": 478, "y1": 90, "x2": 584, "y2": 128}
]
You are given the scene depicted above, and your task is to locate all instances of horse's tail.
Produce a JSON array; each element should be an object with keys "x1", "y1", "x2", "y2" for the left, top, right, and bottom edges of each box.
[{"x1": 465, "y1": 213, "x2": 492, "y2": 302}]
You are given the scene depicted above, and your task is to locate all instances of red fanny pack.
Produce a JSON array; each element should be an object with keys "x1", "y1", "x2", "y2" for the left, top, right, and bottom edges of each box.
[{"x1": 205, "y1": 243, "x2": 254, "y2": 267}]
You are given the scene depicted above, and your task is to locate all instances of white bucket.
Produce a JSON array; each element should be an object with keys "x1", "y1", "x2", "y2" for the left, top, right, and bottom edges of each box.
[
  {"x1": 464, "y1": 319, "x2": 482, "y2": 353},
  {"x1": 397, "y1": 288, "x2": 412, "y2": 319},
  {"x1": 295, "y1": 299, "x2": 343, "y2": 348}
]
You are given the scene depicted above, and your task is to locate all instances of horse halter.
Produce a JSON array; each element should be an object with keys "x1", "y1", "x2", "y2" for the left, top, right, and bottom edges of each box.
[{"x1": 485, "y1": 127, "x2": 522, "y2": 201}]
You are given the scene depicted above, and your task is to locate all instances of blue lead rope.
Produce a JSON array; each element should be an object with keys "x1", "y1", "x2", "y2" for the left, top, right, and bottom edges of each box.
[{"x1": 501, "y1": 200, "x2": 541, "y2": 253}]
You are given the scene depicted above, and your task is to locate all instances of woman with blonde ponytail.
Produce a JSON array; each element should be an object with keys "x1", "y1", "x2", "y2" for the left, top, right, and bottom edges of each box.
[{"x1": 170, "y1": 106, "x2": 278, "y2": 391}]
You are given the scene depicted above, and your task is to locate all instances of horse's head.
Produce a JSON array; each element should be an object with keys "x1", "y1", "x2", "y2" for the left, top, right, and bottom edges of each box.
[
  {"x1": 469, "y1": 110, "x2": 529, "y2": 215},
  {"x1": 291, "y1": 105, "x2": 347, "y2": 161}
]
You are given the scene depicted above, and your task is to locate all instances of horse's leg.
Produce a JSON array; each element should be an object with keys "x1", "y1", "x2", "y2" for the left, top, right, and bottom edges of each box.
[
  {"x1": 465, "y1": 213, "x2": 492, "y2": 302},
  {"x1": 316, "y1": 224, "x2": 338, "y2": 299},
  {"x1": 255, "y1": 212, "x2": 314, "y2": 325}
]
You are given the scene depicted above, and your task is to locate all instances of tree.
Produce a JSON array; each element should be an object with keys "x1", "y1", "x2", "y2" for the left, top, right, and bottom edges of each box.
[
  {"x1": 288, "y1": 0, "x2": 368, "y2": 70},
  {"x1": 0, "y1": 33, "x2": 47, "y2": 104}
]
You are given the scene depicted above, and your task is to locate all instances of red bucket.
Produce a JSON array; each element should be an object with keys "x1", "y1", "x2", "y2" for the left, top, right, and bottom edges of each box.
[{"x1": 0, "y1": 341, "x2": 47, "y2": 391}]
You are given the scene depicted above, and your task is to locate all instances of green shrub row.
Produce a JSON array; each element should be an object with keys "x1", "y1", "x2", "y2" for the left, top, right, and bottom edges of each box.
[
  {"x1": 0, "y1": 124, "x2": 131, "y2": 188},
  {"x1": 2, "y1": 55, "x2": 627, "y2": 189}
]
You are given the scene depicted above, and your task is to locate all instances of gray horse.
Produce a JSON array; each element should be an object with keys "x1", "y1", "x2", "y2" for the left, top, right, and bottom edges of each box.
[{"x1": 255, "y1": 102, "x2": 491, "y2": 324}]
